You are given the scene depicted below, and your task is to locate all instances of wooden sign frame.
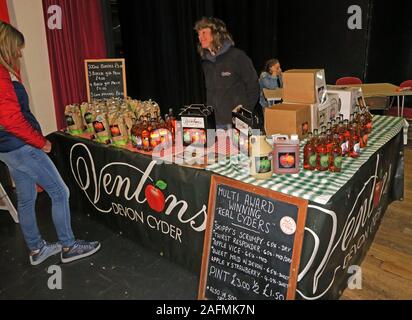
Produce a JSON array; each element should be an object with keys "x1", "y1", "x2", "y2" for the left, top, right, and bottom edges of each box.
[
  {"x1": 198, "y1": 175, "x2": 308, "y2": 300},
  {"x1": 84, "y1": 58, "x2": 127, "y2": 102}
]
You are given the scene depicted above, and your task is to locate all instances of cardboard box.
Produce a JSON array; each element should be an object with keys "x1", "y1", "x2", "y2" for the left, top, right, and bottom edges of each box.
[
  {"x1": 264, "y1": 103, "x2": 311, "y2": 139},
  {"x1": 326, "y1": 86, "x2": 366, "y2": 120},
  {"x1": 232, "y1": 106, "x2": 260, "y2": 156},
  {"x1": 178, "y1": 105, "x2": 216, "y2": 147},
  {"x1": 281, "y1": 93, "x2": 340, "y2": 134},
  {"x1": 283, "y1": 69, "x2": 327, "y2": 104},
  {"x1": 263, "y1": 88, "x2": 283, "y2": 106}
]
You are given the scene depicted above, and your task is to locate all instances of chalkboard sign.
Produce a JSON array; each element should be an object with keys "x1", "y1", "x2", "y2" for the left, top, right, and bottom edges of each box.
[
  {"x1": 85, "y1": 59, "x2": 127, "y2": 102},
  {"x1": 198, "y1": 175, "x2": 308, "y2": 300}
]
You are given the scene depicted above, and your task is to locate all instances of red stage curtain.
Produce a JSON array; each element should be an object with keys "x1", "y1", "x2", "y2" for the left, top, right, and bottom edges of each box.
[
  {"x1": 42, "y1": 0, "x2": 107, "y2": 129},
  {"x1": 0, "y1": 0, "x2": 9, "y2": 23}
]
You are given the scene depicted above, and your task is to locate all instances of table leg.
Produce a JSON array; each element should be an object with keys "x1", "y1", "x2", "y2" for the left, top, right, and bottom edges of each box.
[
  {"x1": 397, "y1": 96, "x2": 400, "y2": 116},
  {"x1": 401, "y1": 96, "x2": 405, "y2": 117}
]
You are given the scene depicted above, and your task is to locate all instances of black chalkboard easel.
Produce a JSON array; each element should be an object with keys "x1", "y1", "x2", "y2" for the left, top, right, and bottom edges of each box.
[
  {"x1": 198, "y1": 175, "x2": 308, "y2": 300},
  {"x1": 85, "y1": 59, "x2": 127, "y2": 102}
]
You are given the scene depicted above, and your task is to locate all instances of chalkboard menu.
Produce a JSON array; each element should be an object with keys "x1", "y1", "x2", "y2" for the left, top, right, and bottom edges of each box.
[
  {"x1": 198, "y1": 175, "x2": 308, "y2": 300},
  {"x1": 85, "y1": 59, "x2": 127, "y2": 102}
]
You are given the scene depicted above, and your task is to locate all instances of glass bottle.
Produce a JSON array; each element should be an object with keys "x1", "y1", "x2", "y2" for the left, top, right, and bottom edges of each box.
[
  {"x1": 131, "y1": 117, "x2": 143, "y2": 150},
  {"x1": 316, "y1": 131, "x2": 329, "y2": 172},
  {"x1": 348, "y1": 125, "x2": 361, "y2": 158},
  {"x1": 326, "y1": 129, "x2": 334, "y2": 154},
  {"x1": 329, "y1": 134, "x2": 343, "y2": 173},
  {"x1": 303, "y1": 132, "x2": 316, "y2": 171}
]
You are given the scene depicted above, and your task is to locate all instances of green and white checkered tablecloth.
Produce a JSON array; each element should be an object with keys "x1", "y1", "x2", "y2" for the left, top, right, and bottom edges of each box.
[{"x1": 206, "y1": 115, "x2": 404, "y2": 205}]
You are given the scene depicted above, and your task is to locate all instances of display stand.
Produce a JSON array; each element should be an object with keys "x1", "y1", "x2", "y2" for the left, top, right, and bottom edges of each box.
[{"x1": 0, "y1": 183, "x2": 18, "y2": 223}]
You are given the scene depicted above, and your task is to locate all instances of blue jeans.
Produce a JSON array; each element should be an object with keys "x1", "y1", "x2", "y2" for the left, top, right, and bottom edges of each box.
[{"x1": 0, "y1": 145, "x2": 75, "y2": 250}]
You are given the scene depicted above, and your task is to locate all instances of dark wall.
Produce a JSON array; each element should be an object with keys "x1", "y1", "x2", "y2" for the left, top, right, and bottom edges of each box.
[
  {"x1": 115, "y1": 0, "x2": 411, "y2": 113},
  {"x1": 366, "y1": 0, "x2": 412, "y2": 84},
  {"x1": 277, "y1": 0, "x2": 370, "y2": 84}
]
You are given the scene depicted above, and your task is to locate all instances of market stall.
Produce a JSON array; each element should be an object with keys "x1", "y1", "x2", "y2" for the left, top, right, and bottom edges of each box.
[{"x1": 48, "y1": 114, "x2": 404, "y2": 300}]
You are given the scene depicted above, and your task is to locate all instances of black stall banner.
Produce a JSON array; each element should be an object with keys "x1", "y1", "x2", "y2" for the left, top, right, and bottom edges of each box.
[
  {"x1": 198, "y1": 175, "x2": 308, "y2": 300},
  {"x1": 48, "y1": 132, "x2": 211, "y2": 273},
  {"x1": 85, "y1": 59, "x2": 127, "y2": 102},
  {"x1": 296, "y1": 132, "x2": 404, "y2": 300}
]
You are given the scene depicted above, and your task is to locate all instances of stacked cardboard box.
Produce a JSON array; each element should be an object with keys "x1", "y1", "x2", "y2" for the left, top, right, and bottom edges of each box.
[{"x1": 265, "y1": 69, "x2": 331, "y2": 138}]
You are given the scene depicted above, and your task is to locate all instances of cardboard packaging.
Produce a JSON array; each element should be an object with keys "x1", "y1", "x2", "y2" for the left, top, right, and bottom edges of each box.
[
  {"x1": 178, "y1": 104, "x2": 216, "y2": 148},
  {"x1": 263, "y1": 88, "x2": 283, "y2": 106},
  {"x1": 264, "y1": 103, "x2": 311, "y2": 139},
  {"x1": 326, "y1": 86, "x2": 366, "y2": 120},
  {"x1": 283, "y1": 69, "x2": 327, "y2": 104},
  {"x1": 315, "y1": 93, "x2": 341, "y2": 129},
  {"x1": 231, "y1": 105, "x2": 260, "y2": 156}
]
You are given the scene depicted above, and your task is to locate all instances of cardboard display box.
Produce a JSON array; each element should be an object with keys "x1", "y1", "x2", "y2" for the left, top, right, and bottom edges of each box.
[
  {"x1": 178, "y1": 105, "x2": 216, "y2": 147},
  {"x1": 264, "y1": 103, "x2": 311, "y2": 139},
  {"x1": 326, "y1": 86, "x2": 366, "y2": 120},
  {"x1": 283, "y1": 69, "x2": 327, "y2": 104}
]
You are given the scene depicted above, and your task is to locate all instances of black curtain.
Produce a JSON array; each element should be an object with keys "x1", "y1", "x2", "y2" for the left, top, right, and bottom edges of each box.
[
  {"x1": 366, "y1": 0, "x2": 412, "y2": 84},
  {"x1": 117, "y1": 0, "x2": 412, "y2": 114}
]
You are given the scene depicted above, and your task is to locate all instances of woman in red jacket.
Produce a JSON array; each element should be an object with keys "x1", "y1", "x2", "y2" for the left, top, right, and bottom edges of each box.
[{"x1": 0, "y1": 21, "x2": 100, "y2": 265}]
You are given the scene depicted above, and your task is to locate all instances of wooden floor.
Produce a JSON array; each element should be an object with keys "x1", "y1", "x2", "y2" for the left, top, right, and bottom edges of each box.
[{"x1": 341, "y1": 145, "x2": 412, "y2": 300}]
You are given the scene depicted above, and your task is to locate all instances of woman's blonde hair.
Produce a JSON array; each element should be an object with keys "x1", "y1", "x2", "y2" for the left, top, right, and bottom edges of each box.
[
  {"x1": 194, "y1": 17, "x2": 234, "y2": 57},
  {"x1": 0, "y1": 21, "x2": 25, "y2": 76}
]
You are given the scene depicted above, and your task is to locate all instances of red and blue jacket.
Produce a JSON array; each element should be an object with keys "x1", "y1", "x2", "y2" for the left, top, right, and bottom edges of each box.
[{"x1": 0, "y1": 65, "x2": 46, "y2": 152}]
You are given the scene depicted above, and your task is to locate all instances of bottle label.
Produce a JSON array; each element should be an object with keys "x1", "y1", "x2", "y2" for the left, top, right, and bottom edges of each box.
[
  {"x1": 333, "y1": 154, "x2": 343, "y2": 169},
  {"x1": 84, "y1": 112, "x2": 94, "y2": 124},
  {"x1": 353, "y1": 142, "x2": 361, "y2": 155},
  {"x1": 320, "y1": 153, "x2": 329, "y2": 169},
  {"x1": 65, "y1": 115, "x2": 75, "y2": 127},
  {"x1": 110, "y1": 125, "x2": 121, "y2": 137},
  {"x1": 278, "y1": 152, "x2": 296, "y2": 169},
  {"x1": 93, "y1": 121, "x2": 106, "y2": 133},
  {"x1": 309, "y1": 153, "x2": 317, "y2": 167},
  {"x1": 256, "y1": 156, "x2": 272, "y2": 174},
  {"x1": 341, "y1": 142, "x2": 348, "y2": 155}
]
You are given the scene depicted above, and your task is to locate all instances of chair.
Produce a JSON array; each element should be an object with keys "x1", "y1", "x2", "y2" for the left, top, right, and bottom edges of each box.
[
  {"x1": 0, "y1": 182, "x2": 18, "y2": 223},
  {"x1": 335, "y1": 76, "x2": 363, "y2": 85},
  {"x1": 399, "y1": 80, "x2": 412, "y2": 118}
]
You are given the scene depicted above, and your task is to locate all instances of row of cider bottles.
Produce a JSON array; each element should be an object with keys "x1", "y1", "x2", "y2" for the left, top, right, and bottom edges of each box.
[
  {"x1": 130, "y1": 109, "x2": 177, "y2": 151},
  {"x1": 304, "y1": 106, "x2": 373, "y2": 172}
]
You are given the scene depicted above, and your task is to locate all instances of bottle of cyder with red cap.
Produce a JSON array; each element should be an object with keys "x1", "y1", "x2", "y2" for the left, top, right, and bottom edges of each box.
[{"x1": 272, "y1": 134, "x2": 300, "y2": 175}]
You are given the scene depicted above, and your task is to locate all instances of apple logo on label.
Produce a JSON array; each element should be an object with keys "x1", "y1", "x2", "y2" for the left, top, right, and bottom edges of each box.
[
  {"x1": 145, "y1": 180, "x2": 168, "y2": 213},
  {"x1": 279, "y1": 153, "x2": 295, "y2": 168}
]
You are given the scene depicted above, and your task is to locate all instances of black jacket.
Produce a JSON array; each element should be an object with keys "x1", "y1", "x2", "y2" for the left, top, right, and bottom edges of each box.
[{"x1": 202, "y1": 45, "x2": 259, "y2": 126}]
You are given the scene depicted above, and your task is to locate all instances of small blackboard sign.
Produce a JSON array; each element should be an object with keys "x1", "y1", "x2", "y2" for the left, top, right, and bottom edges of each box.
[
  {"x1": 85, "y1": 59, "x2": 127, "y2": 102},
  {"x1": 198, "y1": 175, "x2": 308, "y2": 300}
]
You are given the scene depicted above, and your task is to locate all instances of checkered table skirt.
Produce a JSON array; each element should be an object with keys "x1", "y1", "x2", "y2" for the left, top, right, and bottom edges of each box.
[{"x1": 206, "y1": 115, "x2": 404, "y2": 205}]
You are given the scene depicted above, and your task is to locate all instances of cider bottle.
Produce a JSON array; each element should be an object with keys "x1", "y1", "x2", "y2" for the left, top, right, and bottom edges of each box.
[
  {"x1": 131, "y1": 117, "x2": 143, "y2": 150},
  {"x1": 360, "y1": 114, "x2": 368, "y2": 147},
  {"x1": 316, "y1": 131, "x2": 329, "y2": 171},
  {"x1": 348, "y1": 126, "x2": 360, "y2": 158},
  {"x1": 329, "y1": 134, "x2": 343, "y2": 173},
  {"x1": 168, "y1": 108, "x2": 177, "y2": 143},
  {"x1": 312, "y1": 129, "x2": 320, "y2": 148},
  {"x1": 326, "y1": 129, "x2": 334, "y2": 154},
  {"x1": 303, "y1": 133, "x2": 316, "y2": 171},
  {"x1": 141, "y1": 120, "x2": 152, "y2": 151},
  {"x1": 338, "y1": 121, "x2": 348, "y2": 157}
]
